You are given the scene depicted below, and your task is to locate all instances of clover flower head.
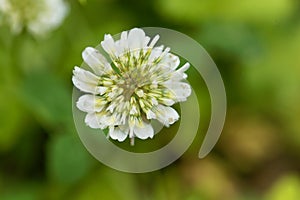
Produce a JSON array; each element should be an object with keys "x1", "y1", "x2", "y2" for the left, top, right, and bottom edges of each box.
[
  {"x1": 73, "y1": 28, "x2": 191, "y2": 145},
  {"x1": 0, "y1": 0, "x2": 68, "y2": 36}
]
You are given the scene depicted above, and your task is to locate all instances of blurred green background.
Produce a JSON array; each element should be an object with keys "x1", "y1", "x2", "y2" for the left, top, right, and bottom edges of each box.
[{"x1": 1, "y1": 0, "x2": 300, "y2": 199}]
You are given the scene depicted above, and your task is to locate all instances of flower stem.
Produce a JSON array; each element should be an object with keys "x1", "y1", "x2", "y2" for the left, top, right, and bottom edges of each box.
[{"x1": 130, "y1": 137, "x2": 135, "y2": 146}]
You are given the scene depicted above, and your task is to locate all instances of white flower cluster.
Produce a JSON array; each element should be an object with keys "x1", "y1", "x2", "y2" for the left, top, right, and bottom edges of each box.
[
  {"x1": 0, "y1": 0, "x2": 68, "y2": 36},
  {"x1": 73, "y1": 28, "x2": 191, "y2": 145}
]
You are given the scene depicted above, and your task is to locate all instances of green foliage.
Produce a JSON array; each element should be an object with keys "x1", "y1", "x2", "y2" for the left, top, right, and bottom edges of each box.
[
  {"x1": 19, "y1": 70, "x2": 72, "y2": 128},
  {"x1": 0, "y1": 0, "x2": 300, "y2": 199},
  {"x1": 264, "y1": 174, "x2": 300, "y2": 200},
  {"x1": 47, "y1": 132, "x2": 94, "y2": 185},
  {"x1": 0, "y1": 88, "x2": 27, "y2": 151},
  {"x1": 0, "y1": 183, "x2": 42, "y2": 200},
  {"x1": 156, "y1": 0, "x2": 295, "y2": 24}
]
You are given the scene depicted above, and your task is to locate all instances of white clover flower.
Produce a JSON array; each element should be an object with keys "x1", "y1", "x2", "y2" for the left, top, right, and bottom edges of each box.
[
  {"x1": 0, "y1": 0, "x2": 68, "y2": 36},
  {"x1": 73, "y1": 28, "x2": 191, "y2": 145}
]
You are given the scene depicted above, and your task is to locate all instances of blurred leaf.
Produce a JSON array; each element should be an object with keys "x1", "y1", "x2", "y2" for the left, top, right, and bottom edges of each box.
[
  {"x1": 71, "y1": 168, "x2": 139, "y2": 200},
  {"x1": 17, "y1": 37, "x2": 47, "y2": 73},
  {"x1": 242, "y1": 24, "x2": 300, "y2": 148},
  {"x1": 181, "y1": 158, "x2": 238, "y2": 200},
  {"x1": 264, "y1": 174, "x2": 300, "y2": 200},
  {"x1": 78, "y1": 0, "x2": 87, "y2": 5},
  {"x1": 0, "y1": 87, "x2": 27, "y2": 151},
  {"x1": 47, "y1": 132, "x2": 94, "y2": 185},
  {"x1": 19, "y1": 70, "x2": 72, "y2": 129},
  {"x1": 153, "y1": 169, "x2": 184, "y2": 200},
  {"x1": 0, "y1": 26, "x2": 13, "y2": 48},
  {"x1": 156, "y1": 0, "x2": 295, "y2": 24},
  {"x1": 220, "y1": 111, "x2": 279, "y2": 171},
  {"x1": 0, "y1": 182, "x2": 41, "y2": 200},
  {"x1": 198, "y1": 22, "x2": 264, "y2": 61}
]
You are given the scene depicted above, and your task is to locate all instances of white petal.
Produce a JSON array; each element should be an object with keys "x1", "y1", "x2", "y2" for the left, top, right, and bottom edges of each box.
[
  {"x1": 164, "y1": 82, "x2": 192, "y2": 101},
  {"x1": 158, "y1": 97, "x2": 175, "y2": 106},
  {"x1": 85, "y1": 113, "x2": 106, "y2": 129},
  {"x1": 73, "y1": 66, "x2": 99, "y2": 83},
  {"x1": 82, "y1": 47, "x2": 112, "y2": 75},
  {"x1": 155, "y1": 105, "x2": 179, "y2": 127},
  {"x1": 134, "y1": 122, "x2": 154, "y2": 139},
  {"x1": 106, "y1": 102, "x2": 117, "y2": 113},
  {"x1": 171, "y1": 63, "x2": 190, "y2": 80},
  {"x1": 119, "y1": 124, "x2": 130, "y2": 133},
  {"x1": 144, "y1": 36, "x2": 151, "y2": 47},
  {"x1": 76, "y1": 94, "x2": 105, "y2": 112},
  {"x1": 102, "y1": 114, "x2": 119, "y2": 126},
  {"x1": 109, "y1": 127, "x2": 128, "y2": 142},
  {"x1": 117, "y1": 31, "x2": 129, "y2": 54},
  {"x1": 72, "y1": 67, "x2": 105, "y2": 94},
  {"x1": 120, "y1": 31, "x2": 128, "y2": 45},
  {"x1": 97, "y1": 86, "x2": 108, "y2": 95},
  {"x1": 72, "y1": 76, "x2": 91, "y2": 93},
  {"x1": 161, "y1": 53, "x2": 180, "y2": 70},
  {"x1": 146, "y1": 110, "x2": 156, "y2": 119},
  {"x1": 160, "y1": 47, "x2": 171, "y2": 59},
  {"x1": 149, "y1": 35, "x2": 160, "y2": 48},
  {"x1": 178, "y1": 62, "x2": 190, "y2": 72},
  {"x1": 127, "y1": 28, "x2": 148, "y2": 50},
  {"x1": 101, "y1": 34, "x2": 117, "y2": 56},
  {"x1": 149, "y1": 46, "x2": 164, "y2": 62}
]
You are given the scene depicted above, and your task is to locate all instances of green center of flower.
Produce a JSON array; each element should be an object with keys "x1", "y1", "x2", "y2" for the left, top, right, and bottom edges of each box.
[
  {"x1": 95, "y1": 48, "x2": 177, "y2": 128},
  {"x1": 119, "y1": 74, "x2": 139, "y2": 100}
]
